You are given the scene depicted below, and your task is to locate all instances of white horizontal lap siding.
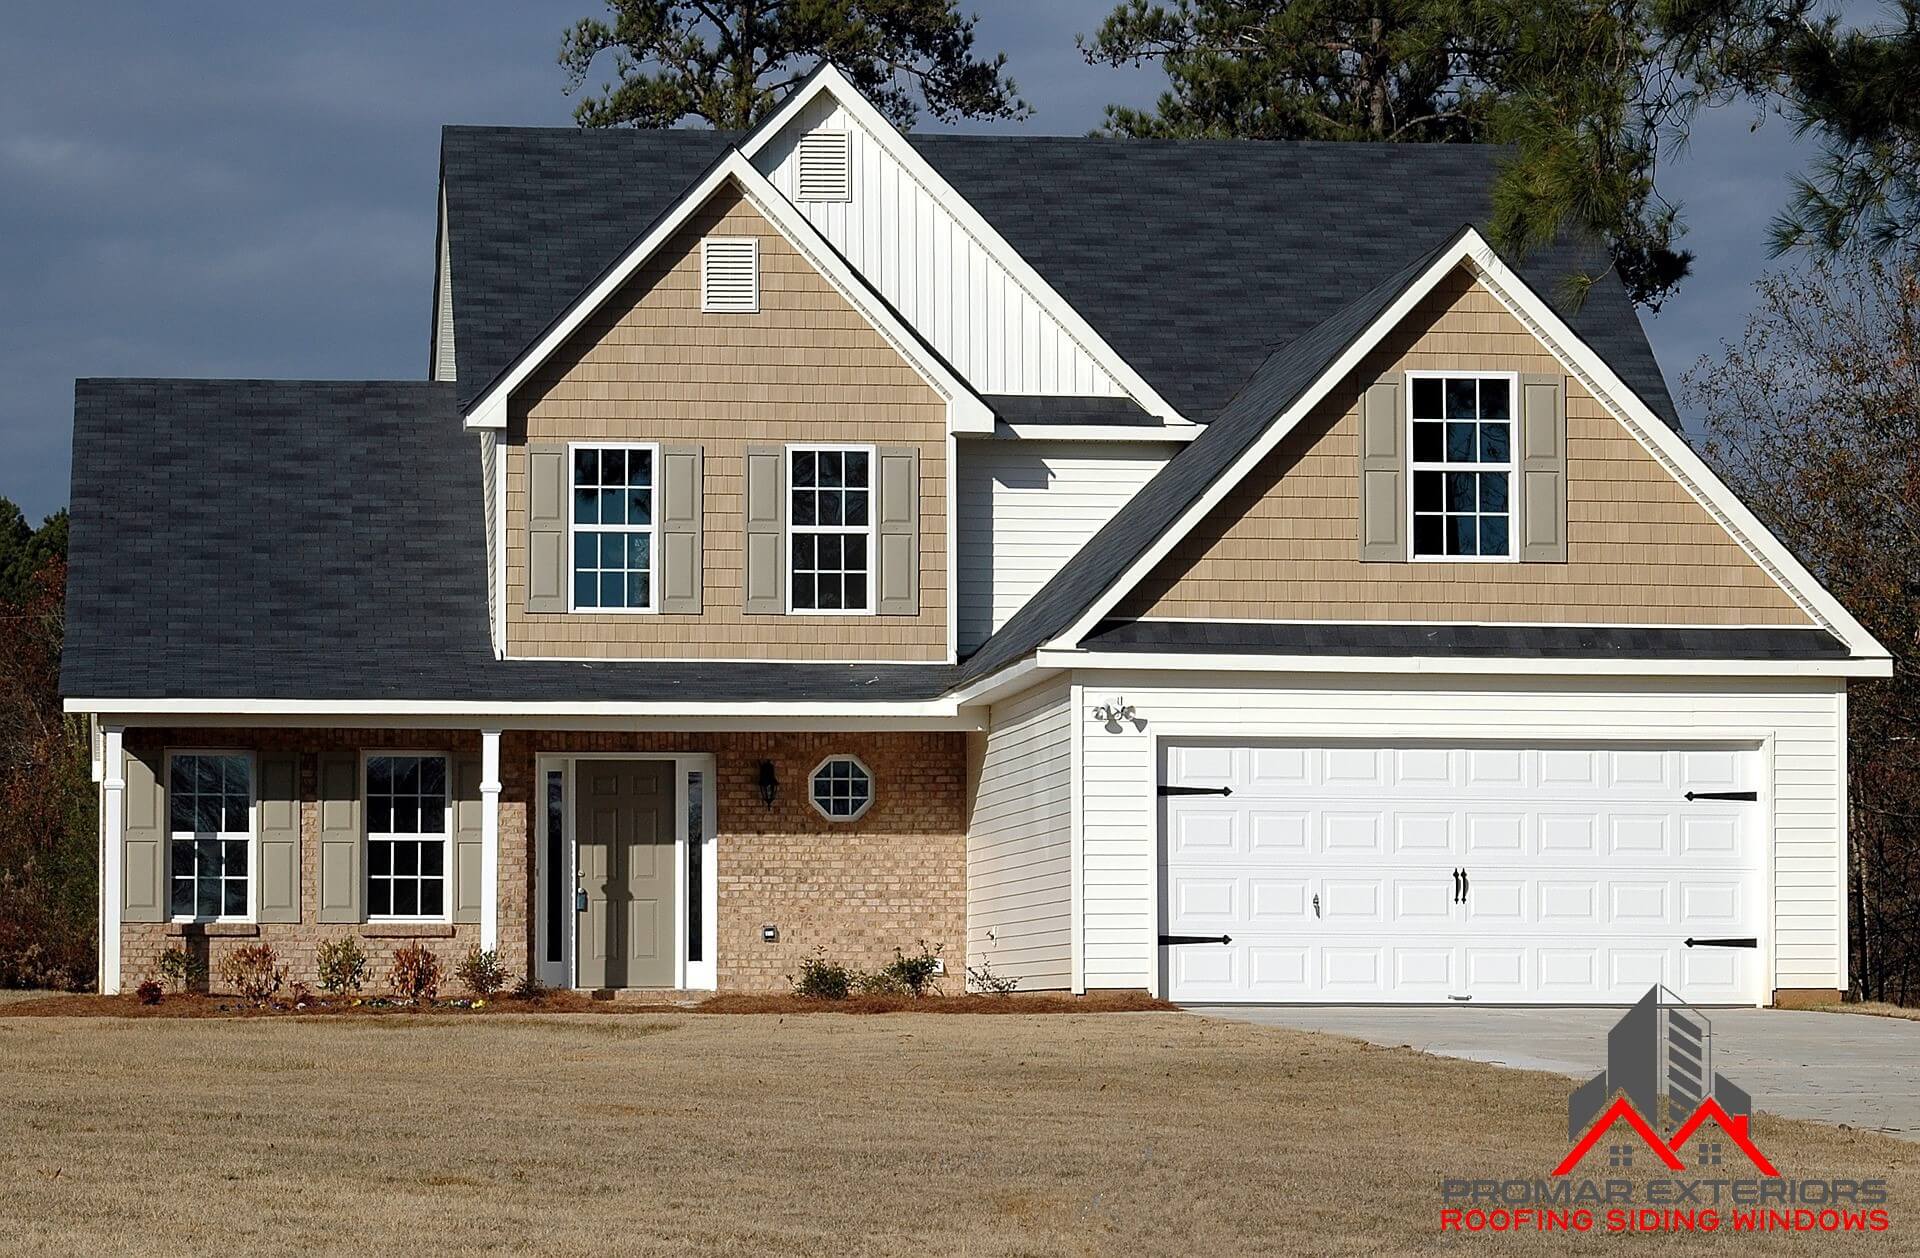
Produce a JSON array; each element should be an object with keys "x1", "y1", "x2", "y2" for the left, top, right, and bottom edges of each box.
[
  {"x1": 755, "y1": 98, "x2": 1127, "y2": 398},
  {"x1": 479, "y1": 430, "x2": 498, "y2": 651},
  {"x1": 1074, "y1": 673, "x2": 1846, "y2": 994},
  {"x1": 957, "y1": 442, "x2": 1171, "y2": 651},
  {"x1": 966, "y1": 678, "x2": 1073, "y2": 988}
]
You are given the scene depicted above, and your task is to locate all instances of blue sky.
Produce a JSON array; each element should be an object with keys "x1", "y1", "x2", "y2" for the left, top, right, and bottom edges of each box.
[{"x1": 0, "y1": 1, "x2": 1843, "y2": 523}]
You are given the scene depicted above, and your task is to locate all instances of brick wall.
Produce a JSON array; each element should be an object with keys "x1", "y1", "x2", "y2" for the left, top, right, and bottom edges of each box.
[{"x1": 121, "y1": 728, "x2": 966, "y2": 994}]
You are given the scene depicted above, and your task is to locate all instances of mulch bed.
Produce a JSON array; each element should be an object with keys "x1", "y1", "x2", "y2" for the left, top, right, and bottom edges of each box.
[{"x1": 0, "y1": 989, "x2": 1175, "y2": 1019}]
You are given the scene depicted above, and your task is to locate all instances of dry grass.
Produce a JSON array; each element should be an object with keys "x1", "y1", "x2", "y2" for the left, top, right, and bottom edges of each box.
[
  {"x1": 0, "y1": 1011, "x2": 1912, "y2": 1257},
  {"x1": 1811, "y1": 1000, "x2": 1920, "y2": 1022}
]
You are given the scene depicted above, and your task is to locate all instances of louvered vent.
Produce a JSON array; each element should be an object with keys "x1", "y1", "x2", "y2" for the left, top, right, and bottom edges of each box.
[
  {"x1": 701, "y1": 237, "x2": 759, "y2": 313},
  {"x1": 796, "y1": 130, "x2": 852, "y2": 202}
]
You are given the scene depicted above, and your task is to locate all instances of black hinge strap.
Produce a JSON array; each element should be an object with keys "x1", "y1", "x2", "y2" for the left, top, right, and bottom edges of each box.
[
  {"x1": 1685, "y1": 790, "x2": 1758, "y2": 802},
  {"x1": 1158, "y1": 785, "x2": 1233, "y2": 797},
  {"x1": 1159, "y1": 934, "x2": 1233, "y2": 946},
  {"x1": 1684, "y1": 937, "x2": 1758, "y2": 949}
]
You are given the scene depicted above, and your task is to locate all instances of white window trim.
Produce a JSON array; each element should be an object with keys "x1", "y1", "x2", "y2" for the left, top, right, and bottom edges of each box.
[
  {"x1": 785, "y1": 442, "x2": 878, "y2": 616},
  {"x1": 807, "y1": 754, "x2": 875, "y2": 822},
  {"x1": 165, "y1": 749, "x2": 257, "y2": 925},
  {"x1": 700, "y1": 236, "x2": 760, "y2": 314},
  {"x1": 362, "y1": 749, "x2": 453, "y2": 925},
  {"x1": 1405, "y1": 369, "x2": 1521, "y2": 564},
  {"x1": 566, "y1": 441, "x2": 662, "y2": 615}
]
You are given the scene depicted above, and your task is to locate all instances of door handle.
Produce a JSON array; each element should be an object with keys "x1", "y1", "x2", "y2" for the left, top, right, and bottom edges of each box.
[
  {"x1": 1452, "y1": 868, "x2": 1463, "y2": 903},
  {"x1": 575, "y1": 888, "x2": 588, "y2": 912},
  {"x1": 1460, "y1": 868, "x2": 1469, "y2": 905},
  {"x1": 1311, "y1": 893, "x2": 1320, "y2": 919}
]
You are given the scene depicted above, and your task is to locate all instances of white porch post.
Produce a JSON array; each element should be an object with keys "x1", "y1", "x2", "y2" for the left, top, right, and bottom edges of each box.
[
  {"x1": 480, "y1": 728, "x2": 502, "y2": 951},
  {"x1": 100, "y1": 725, "x2": 125, "y2": 994}
]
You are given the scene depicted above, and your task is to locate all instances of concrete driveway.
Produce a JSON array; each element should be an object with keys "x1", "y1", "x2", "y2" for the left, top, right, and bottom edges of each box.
[{"x1": 1188, "y1": 1005, "x2": 1920, "y2": 1140}]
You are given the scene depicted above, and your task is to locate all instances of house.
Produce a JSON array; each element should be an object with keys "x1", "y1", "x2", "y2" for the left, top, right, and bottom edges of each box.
[{"x1": 62, "y1": 65, "x2": 1889, "y2": 1006}]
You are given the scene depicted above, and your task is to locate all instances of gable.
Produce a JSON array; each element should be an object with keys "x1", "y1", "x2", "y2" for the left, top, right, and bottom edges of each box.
[{"x1": 1114, "y1": 269, "x2": 1812, "y2": 627}]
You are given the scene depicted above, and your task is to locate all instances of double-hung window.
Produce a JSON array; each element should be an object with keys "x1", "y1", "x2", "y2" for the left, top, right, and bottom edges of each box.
[
  {"x1": 168, "y1": 753, "x2": 253, "y2": 921},
  {"x1": 571, "y1": 444, "x2": 656, "y2": 611},
  {"x1": 1410, "y1": 374, "x2": 1514, "y2": 559},
  {"x1": 789, "y1": 446, "x2": 872, "y2": 612},
  {"x1": 366, "y1": 754, "x2": 449, "y2": 920}
]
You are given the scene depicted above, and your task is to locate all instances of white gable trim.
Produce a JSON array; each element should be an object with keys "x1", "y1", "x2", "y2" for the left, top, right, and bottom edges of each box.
[
  {"x1": 742, "y1": 64, "x2": 1192, "y2": 426},
  {"x1": 462, "y1": 150, "x2": 993, "y2": 435},
  {"x1": 1051, "y1": 227, "x2": 1889, "y2": 662}
]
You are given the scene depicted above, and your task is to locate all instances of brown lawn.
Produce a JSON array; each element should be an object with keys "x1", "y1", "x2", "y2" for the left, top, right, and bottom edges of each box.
[{"x1": 0, "y1": 1010, "x2": 1913, "y2": 1257}]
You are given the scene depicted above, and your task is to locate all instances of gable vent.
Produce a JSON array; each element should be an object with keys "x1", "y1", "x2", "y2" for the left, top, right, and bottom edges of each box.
[
  {"x1": 795, "y1": 130, "x2": 852, "y2": 202},
  {"x1": 701, "y1": 237, "x2": 759, "y2": 313}
]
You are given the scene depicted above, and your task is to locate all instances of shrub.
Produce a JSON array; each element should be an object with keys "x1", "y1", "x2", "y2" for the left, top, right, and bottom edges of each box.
[
  {"x1": 967, "y1": 958, "x2": 1020, "y2": 995},
  {"x1": 511, "y1": 972, "x2": 546, "y2": 1002},
  {"x1": 455, "y1": 946, "x2": 508, "y2": 998},
  {"x1": 388, "y1": 943, "x2": 442, "y2": 1002},
  {"x1": 218, "y1": 943, "x2": 285, "y2": 1003},
  {"x1": 876, "y1": 942, "x2": 944, "y2": 998},
  {"x1": 790, "y1": 949, "x2": 855, "y2": 1000},
  {"x1": 135, "y1": 978, "x2": 164, "y2": 1005},
  {"x1": 289, "y1": 980, "x2": 313, "y2": 1005},
  {"x1": 315, "y1": 937, "x2": 367, "y2": 996},
  {"x1": 156, "y1": 946, "x2": 208, "y2": 993}
]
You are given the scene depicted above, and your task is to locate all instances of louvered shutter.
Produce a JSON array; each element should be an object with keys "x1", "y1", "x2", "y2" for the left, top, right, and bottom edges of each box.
[
  {"x1": 1357, "y1": 376, "x2": 1407, "y2": 561},
  {"x1": 796, "y1": 131, "x2": 852, "y2": 202},
  {"x1": 875, "y1": 446, "x2": 920, "y2": 615},
  {"x1": 659, "y1": 443, "x2": 704, "y2": 614},
  {"x1": 744, "y1": 445, "x2": 786, "y2": 614},
  {"x1": 1518, "y1": 373, "x2": 1569, "y2": 562},
  {"x1": 702, "y1": 238, "x2": 759, "y2": 313}
]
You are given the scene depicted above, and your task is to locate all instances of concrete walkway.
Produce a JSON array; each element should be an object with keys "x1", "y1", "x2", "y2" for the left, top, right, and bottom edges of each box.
[{"x1": 1187, "y1": 1005, "x2": 1920, "y2": 1140}]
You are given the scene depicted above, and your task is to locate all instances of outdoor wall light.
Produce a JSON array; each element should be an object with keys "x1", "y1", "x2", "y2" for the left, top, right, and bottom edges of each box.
[
  {"x1": 761, "y1": 924, "x2": 779, "y2": 943},
  {"x1": 1092, "y1": 697, "x2": 1137, "y2": 732},
  {"x1": 757, "y1": 759, "x2": 780, "y2": 808}
]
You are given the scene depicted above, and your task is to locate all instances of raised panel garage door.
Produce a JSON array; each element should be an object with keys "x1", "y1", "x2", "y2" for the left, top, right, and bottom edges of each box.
[{"x1": 1159, "y1": 743, "x2": 1763, "y2": 1005}]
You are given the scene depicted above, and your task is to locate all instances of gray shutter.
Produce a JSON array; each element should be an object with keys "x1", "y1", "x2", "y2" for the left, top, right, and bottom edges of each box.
[
  {"x1": 316, "y1": 751, "x2": 363, "y2": 923},
  {"x1": 526, "y1": 443, "x2": 569, "y2": 613},
  {"x1": 658, "y1": 443, "x2": 704, "y2": 614},
  {"x1": 257, "y1": 753, "x2": 301, "y2": 924},
  {"x1": 875, "y1": 445, "x2": 920, "y2": 615},
  {"x1": 1357, "y1": 376, "x2": 1407, "y2": 562},
  {"x1": 122, "y1": 747, "x2": 166, "y2": 923},
  {"x1": 743, "y1": 444, "x2": 786, "y2": 615},
  {"x1": 451, "y1": 755, "x2": 484, "y2": 924},
  {"x1": 1518, "y1": 373, "x2": 1569, "y2": 562}
]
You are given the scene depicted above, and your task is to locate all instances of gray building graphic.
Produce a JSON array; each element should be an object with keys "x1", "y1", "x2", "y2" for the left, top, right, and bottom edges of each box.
[{"x1": 1568, "y1": 985, "x2": 1752, "y2": 1139}]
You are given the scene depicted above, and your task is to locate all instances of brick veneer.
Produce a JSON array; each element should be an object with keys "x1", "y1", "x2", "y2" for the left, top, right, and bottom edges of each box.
[{"x1": 121, "y1": 728, "x2": 966, "y2": 994}]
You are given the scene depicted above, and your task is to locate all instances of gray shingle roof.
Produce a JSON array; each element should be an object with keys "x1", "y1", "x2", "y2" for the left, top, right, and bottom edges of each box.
[{"x1": 1082, "y1": 620, "x2": 1847, "y2": 660}]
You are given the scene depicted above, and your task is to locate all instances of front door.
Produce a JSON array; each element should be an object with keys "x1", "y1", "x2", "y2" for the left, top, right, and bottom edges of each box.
[{"x1": 576, "y1": 760, "x2": 676, "y2": 988}]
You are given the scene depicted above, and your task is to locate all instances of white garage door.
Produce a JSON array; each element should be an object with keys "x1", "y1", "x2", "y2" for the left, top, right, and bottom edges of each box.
[{"x1": 1159, "y1": 742, "x2": 1763, "y2": 1005}]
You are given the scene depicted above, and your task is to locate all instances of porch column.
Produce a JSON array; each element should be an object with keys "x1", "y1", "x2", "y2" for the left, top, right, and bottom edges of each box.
[
  {"x1": 480, "y1": 728, "x2": 502, "y2": 951},
  {"x1": 100, "y1": 725, "x2": 125, "y2": 994}
]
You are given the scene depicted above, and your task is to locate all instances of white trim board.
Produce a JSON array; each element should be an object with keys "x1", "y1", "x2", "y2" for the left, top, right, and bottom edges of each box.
[
  {"x1": 1038, "y1": 649, "x2": 1888, "y2": 680},
  {"x1": 65, "y1": 697, "x2": 987, "y2": 727},
  {"x1": 1046, "y1": 227, "x2": 1890, "y2": 665},
  {"x1": 461, "y1": 149, "x2": 993, "y2": 437}
]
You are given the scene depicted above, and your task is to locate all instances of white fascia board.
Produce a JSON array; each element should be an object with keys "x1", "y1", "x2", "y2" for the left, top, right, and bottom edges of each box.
[
  {"x1": 741, "y1": 64, "x2": 1186, "y2": 425},
  {"x1": 943, "y1": 653, "x2": 1057, "y2": 706},
  {"x1": 977, "y1": 423, "x2": 1198, "y2": 443},
  {"x1": 1049, "y1": 226, "x2": 1891, "y2": 663},
  {"x1": 461, "y1": 150, "x2": 992, "y2": 436},
  {"x1": 1037, "y1": 647, "x2": 1891, "y2": 680},
  {"x1": 65, "y1": 696, "x2": 986, "y2": 728}
]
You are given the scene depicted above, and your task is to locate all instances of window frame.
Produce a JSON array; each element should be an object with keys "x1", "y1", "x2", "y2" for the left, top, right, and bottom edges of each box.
[
  {"x1": 165, "y1": 749, "x2": 258, "y2": 925},
  {"x1": 361, "y1": 749, "x2": 453, "y2": 925},
  {"x1": 566, "y1": 440, "x2": 661, "y2": 615},
  {"x1": 1404, "y1": 369, "x2": 1521, "y2": 564},
  {"x1": 784, "y1": 442, "x2": 878, "y2": 616},
  {"x1": 808, "y1": 754, "x2": 875, "y2": 823}
]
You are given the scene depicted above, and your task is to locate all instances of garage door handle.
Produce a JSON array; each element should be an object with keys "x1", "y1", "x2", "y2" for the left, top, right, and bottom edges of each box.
[
  {"x1": 1685, "y1": 790, "x2": 1757, "y2": 802},
  {"x1": 1685, "y1": 936, "x2": 1758, "y2": 949},
  {"x1": 1460, "y1": 869, "x2": 1469, "y2": 904},
  {"x1": 1160, "y1": 934, "x2": 1233, "y2": 946}
]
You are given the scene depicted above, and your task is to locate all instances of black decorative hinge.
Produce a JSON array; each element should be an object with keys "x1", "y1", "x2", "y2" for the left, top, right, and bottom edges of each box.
[
  {"x1": 1159, "y1": 934, "x2": 1233, "y2": 946},
  {"x1": 1685, "y1": 790, "x2": 1758, "y2": 802},
  {"x1": 1158, "y1": 785, "x2": 1233, "y2": 797},
  {"x1": 1685, "y1": 937, "x2": 1758, "y2": 949}
]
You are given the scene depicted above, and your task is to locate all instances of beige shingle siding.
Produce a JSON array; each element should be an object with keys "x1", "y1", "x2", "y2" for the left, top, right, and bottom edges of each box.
[
  {"x1": 1118, "y1": 271, "x2": 1811, "y2": 626},
  {"x1": 503, "y1": 186, "x2": 949, "y2": 660}
]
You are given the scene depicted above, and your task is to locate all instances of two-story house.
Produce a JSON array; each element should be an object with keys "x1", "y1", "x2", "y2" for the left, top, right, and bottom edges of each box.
[{"x1": 63, "y1": 66, "x2": 1889, "y2": 1006}]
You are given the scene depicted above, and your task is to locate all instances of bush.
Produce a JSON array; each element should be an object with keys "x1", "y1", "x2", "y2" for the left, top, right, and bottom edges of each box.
[
  {"x1": 455, "y1": 946, "x2": 508, "y2": 998},
  {"x1": 156, "y1": 946, "x2": 208, "y2": 993},
  {"x1": 218, "y1": 943, "x2": 285, "y2": 1003},
  {"x1": 875, "y1": 942, "x2": 944, "y2": 998},
  {"x1": 135, "y1": 977, "x2": 164, "y2": 1005},
  {"x1": 315, "y1": 936, "x2": 367, "y2": 996},
  {"x1": 967, "y1": 958, "x2": 1020, "y2": 995},
  {"x1": 511, "y1": 972, "x2": 546, "y2": 1002},
  {"x1": 790, "y1": 949, "x2": 855, "y2": 1000},
  {"x1": 388, "y1": 943, "x2": 442, "y2": 1002}
]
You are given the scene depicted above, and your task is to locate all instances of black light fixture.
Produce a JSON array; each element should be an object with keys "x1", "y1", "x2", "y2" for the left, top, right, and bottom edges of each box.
[{"x1": 757, "y1": 759, "x2": 780, "y2": 808}]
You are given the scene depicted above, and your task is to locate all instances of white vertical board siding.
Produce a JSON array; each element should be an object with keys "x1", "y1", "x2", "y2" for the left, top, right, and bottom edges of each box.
[
  {"x1": 1073, "y1": 673, "x2": 1848, "y2": 996},
  {"x1": 966, "y1": 678, "x2": 1073, "y2": 988},
  {"x1": 755, "y1": 97, "x2": 1128, "y2": 398},
  {"x1": 957, "y1": 441, "x2": 1171, "y2": 651}
]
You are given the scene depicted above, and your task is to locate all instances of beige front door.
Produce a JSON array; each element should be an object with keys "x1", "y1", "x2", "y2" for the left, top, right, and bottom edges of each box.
[{"x1": 575, "y1": 761, "x2": 676, "y2": 989}]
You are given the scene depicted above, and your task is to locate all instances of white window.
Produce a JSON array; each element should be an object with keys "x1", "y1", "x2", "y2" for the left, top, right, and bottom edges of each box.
[
  {"x1": 809, "y1": 756, "x2": 873, "y2": 821},
  {"x1": 366, "y1": 755, "x2": 449, "y2": 920},
  {"x1": 796, "y1": 130, "x2": 852, "y2": 202},
  {"x1": 701, "y1": 237, "x2": 759, "y2": 313},
  {"x1": 168, "y1": 753, "x2": 253, "y2": 921},
  {"x1": 789, "y1": 445, "x2": 873, "y2": 613},
  {"x1": 1409, "y1": 373, "x2": 1516, "y2": 559},
  {"x1": 570, "y1": 444, "x2": 656, "y2": 612}
]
